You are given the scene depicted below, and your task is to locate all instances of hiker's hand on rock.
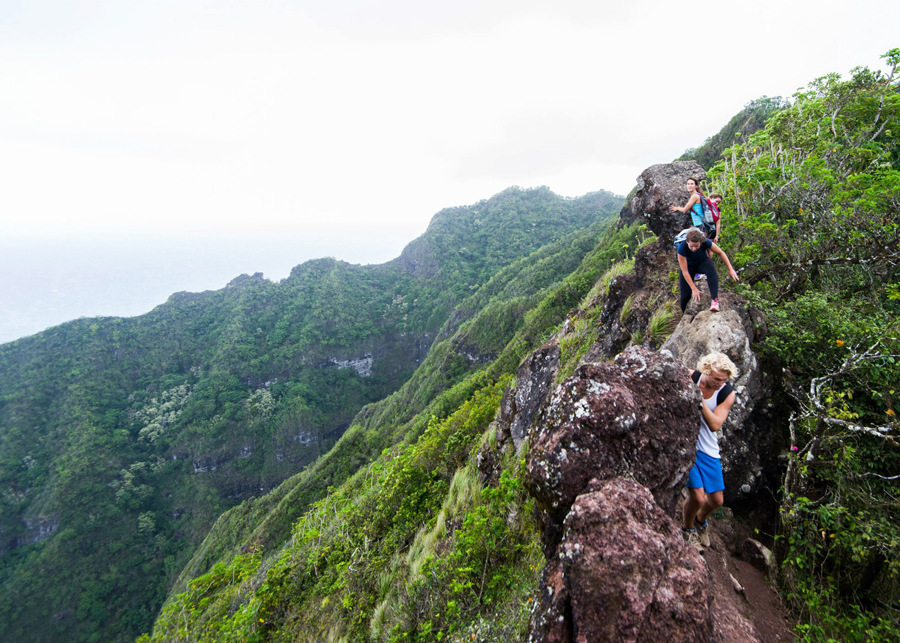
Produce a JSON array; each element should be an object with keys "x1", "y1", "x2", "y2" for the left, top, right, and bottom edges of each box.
[{"x1": 692, "y1": 288, "x2": 701, "y2": 302}]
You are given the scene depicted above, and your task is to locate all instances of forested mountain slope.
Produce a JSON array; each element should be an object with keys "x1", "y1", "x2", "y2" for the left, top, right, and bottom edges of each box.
[{"x1": 0, "y1": 186, "x2": 622, "y2": 643}]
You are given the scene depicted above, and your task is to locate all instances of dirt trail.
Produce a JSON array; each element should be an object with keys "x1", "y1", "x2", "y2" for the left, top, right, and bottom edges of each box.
[{"x1": 695, "y1": 511, "x2": 795, "y2": 642}]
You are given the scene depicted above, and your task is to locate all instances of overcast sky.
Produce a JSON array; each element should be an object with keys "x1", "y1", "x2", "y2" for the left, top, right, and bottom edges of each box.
[{"x1": 2, "y1": 0, "x2": 899, "y2": 266}]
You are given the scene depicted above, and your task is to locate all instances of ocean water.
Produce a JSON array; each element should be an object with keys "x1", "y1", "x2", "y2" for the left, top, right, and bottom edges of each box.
[{"x1": 0, "y1": 234, "x2": 408, "y2": 345}]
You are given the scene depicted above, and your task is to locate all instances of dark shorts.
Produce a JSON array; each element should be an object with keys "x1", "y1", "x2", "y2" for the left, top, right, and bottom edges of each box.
[{"x1": 687, "y1": 450, "x2": 725, "y2": 493}]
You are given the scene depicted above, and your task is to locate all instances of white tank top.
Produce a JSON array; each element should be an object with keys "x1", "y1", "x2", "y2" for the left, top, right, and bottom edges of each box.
[{"x1": 695, "y1": 374, "x2": 728, "y2": 459}]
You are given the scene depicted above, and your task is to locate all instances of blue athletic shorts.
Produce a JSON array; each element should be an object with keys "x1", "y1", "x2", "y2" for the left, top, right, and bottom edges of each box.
[{"x1": 687, "y1": 450, "x2": 725, "y2": 493}]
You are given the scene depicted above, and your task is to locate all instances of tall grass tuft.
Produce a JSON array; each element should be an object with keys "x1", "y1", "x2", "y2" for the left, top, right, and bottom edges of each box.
[
  {"x1": 647, "y1": 301, "x2": 678, "y2": 345},
  {"x1": 581, "y1": 257, "x2": 636, "y2": 308},
  {"x1": 619, "y1": 294, "x2": 635, "y2": 325}
]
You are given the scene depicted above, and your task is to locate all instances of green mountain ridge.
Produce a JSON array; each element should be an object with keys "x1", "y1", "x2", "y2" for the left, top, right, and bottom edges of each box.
[{"x1": 0, "y1": 186, "x2": 622, "y2": 642}]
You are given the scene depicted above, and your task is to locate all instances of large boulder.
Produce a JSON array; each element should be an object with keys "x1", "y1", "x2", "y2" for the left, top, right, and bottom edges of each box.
[
  {"x1": 528, "y1": 478, "x2": 712, "y2": 643},
  {"x1": 619, "y1": 161, "x2": 707, "y2": 241},
  {"x1": 525, "y1": 346, "x2": 698, "y2": 528},
  {"x1": 663, "y1": 305, "x2": 761, "y2": 431}
]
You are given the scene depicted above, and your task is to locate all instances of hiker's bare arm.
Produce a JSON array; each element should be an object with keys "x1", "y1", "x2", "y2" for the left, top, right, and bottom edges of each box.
[
  {"x1": 670, "y1": 193, "x2": 700, "y2": 213},
  {"x1": 710, "y1": 243, "x2": 739, "y2": 281},
  {"x1": 701, "y1": 391, "x2": 736, "y2": 432}
]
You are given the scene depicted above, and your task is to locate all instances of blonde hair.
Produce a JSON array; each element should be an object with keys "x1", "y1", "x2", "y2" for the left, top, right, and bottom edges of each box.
[{"x1": 697, "y1": 352, "x2": 738, "y2": 378}]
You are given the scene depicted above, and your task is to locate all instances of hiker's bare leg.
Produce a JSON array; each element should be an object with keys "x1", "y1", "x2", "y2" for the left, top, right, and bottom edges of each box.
[
  {"x1": 697, "y1": 490, "x2": 724, "y2": 523},
  {"x1": 682, "y1": 487, "x2": 706, "y2": 529}
]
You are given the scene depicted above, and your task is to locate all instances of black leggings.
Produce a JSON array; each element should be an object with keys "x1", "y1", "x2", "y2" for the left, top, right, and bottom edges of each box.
[{"x1": 679, "y1": 258, "x2": 719, "y2": 312}]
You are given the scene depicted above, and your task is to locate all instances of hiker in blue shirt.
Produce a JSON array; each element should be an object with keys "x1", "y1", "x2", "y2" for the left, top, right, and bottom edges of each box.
[
  {"x1": 676, "y1": 228, "x2": 739, "y2": 313},
  {"x1": 670, "y1": 177, "x2": 719, "y2": 242},
  {"x1": 669, "y1": 177, "x2": 706, "y2": 228}
]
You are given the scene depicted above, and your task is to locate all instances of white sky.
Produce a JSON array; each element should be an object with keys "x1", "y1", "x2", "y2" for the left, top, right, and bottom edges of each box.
[{"x1": 2, "y1": 0, "x2": 899, "y2": 265}]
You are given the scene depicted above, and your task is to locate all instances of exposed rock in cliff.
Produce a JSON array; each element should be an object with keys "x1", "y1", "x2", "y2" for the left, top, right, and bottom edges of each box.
[
  {"x1": 619, "y1": 161, "x2": 707, "y2": 240},
  {"x1": 498, "y1": 339, "x2": 561, "y2": 453},
  {"x1": 525, "y1": 346, "x2": 696, "y2": 530},
  {"x1": 528, "y1": 478, "x2": 712, "y2": 643}
]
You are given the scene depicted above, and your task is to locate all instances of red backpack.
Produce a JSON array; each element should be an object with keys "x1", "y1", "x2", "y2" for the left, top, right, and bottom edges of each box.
[{"x1": 706, "y1": 198, "x2": 721, "y2": 223}]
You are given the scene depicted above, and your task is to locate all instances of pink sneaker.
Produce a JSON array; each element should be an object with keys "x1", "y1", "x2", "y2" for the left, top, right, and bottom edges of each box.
[{"x1": 710, "y1": 299, "x2": 719, "y2": 312}]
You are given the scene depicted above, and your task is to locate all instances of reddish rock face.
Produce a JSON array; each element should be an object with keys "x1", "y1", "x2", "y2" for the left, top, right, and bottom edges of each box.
[
  {"x1": 525, "y1": 346, "x2": 698, "y2": 526},
  {"x1": 528, "y1": 479, "x2": 712, "y2": 643}
]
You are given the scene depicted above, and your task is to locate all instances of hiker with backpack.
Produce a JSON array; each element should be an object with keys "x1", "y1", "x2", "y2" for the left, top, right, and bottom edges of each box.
[
  {"x1": 675, "y1": 228, "x2": 739, "y2": 313},
  {"x1": 681, "y1": 352, "x2": 738, "y2": 553},
  {"x1": 669, "y1": 177, "x2": 717, "y2": 240}
]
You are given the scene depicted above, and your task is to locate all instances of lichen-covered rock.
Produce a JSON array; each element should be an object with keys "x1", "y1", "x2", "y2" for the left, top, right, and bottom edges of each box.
[
  {"x1": 528, "y1": 557, "x2": 570, "y2": 643},
  {"x1": 663, "y1": 306, "x2": 762, "y2": 432},
  {"x1": 619, "y1": 161, "x2": 707, "y2": 241},
  {"x1": 528, "y1": 478, "x2": 712, "y2": 643},
  {"x1": 525, "y1": 346, "x2": 697, "y2": 528}
]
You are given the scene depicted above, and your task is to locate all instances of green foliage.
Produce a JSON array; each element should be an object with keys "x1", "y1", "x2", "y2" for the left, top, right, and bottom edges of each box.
[
  {"x1": 558, "y1": 316, "x2": 598, "y2": 381},
  {"x1": 397, "y1": 468, "x2": 541, "y2": 642},
  {"x1": 701, "y1": 49, "x2": 900, "y2": 639},
  {"x1": 598, "y1": 258, "x2": 635, "y2": 298},
  {"x1": 145, "y1": 380, "x2": 523, "y2": 642},
  {"x1": 646, "y1": 302, "x2": 678, "y2": 347},
  {"x1": 619, "y1": 293, "x2": 635, "y2": 325},
  {"x1": 141, "y1": 218, "x2": 640, "y2": 642}
]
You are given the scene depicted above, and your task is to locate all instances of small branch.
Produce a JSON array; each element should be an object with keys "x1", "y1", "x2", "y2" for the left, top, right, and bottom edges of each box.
[
  {"x1": 762, "y1": 177, "x2": 798, "y2": 210},
  {"x1": 821, "y1": 417, "x2": 895, "y2": 439},
  {"x1": 869, "y1": 115, "x2": 894, "y2": 142},
  {"x1": 857, "y1": 472, "x2": 900, "y2": 481},
  {"x1": 744, "y1": 250, "x2": 900, "y2": 285}
]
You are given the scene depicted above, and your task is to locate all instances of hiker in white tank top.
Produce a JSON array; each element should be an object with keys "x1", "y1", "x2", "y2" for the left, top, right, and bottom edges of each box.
[
  {"x1": 681, "y1": 352, "x2": 738, "y2": 553},
  {"x1": 695, "y1": 372, "x2": 730, "y2": 458}
]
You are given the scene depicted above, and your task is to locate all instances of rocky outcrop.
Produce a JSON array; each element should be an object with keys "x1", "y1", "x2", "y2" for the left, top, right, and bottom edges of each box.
[
  {"x1": 525, "y1": 347, "x2": 697, "y2": 529},
  {"x1": 529, "y1": 479, "x2": 712, "y2": 643},
  {"x1": 508, "y1": 161, "x2": 790, "y2": 641},
  {"x1": 519, "y1": 346, "x2": 720, "y2": 642},
  {"x1": 619, "y1": 161, "x2": 707, "y2": 240},
  {"x1": 499, "y1": 339, "x2": 561, "y2": 452},
  {"x1": 386, "y1": 235, "x2": 439, "y2": 278},
  {"x1": 327, "y1": 354, "x2": 374, "y2": 376}
]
